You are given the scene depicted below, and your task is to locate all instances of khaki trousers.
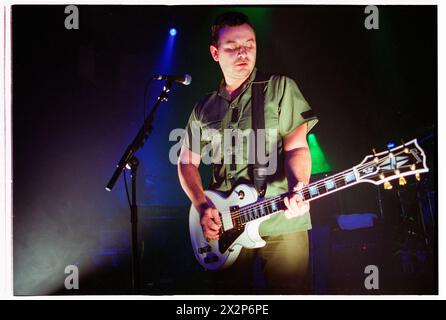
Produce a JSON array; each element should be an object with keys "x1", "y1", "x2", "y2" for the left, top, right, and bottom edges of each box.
[{"x1": 210, "y1": 230, "x2": 311, "y2": 294}]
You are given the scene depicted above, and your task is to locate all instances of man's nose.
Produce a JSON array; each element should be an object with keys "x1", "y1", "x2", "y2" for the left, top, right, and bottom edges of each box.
[{"x1": 237, "y1": 46, "x2": 248, "y2": 56}]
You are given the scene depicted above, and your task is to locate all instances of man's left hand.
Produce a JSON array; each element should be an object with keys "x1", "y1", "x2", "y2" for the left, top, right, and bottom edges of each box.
[{"x1": 283, "y1": 182, "x2": 310, "y2": 219}]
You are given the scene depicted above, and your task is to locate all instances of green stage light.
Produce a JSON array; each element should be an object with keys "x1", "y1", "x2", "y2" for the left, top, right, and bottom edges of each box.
[{"x1": 308, "y1": 133, "x2": 331, "y2": 174}]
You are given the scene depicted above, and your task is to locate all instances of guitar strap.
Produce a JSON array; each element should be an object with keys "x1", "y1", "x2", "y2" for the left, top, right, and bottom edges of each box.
[{"x1": 251, "y1": 71, "x2": 270, "y2": 198}]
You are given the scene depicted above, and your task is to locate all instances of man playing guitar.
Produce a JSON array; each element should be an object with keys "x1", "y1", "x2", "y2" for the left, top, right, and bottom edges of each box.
[{"x1": 178, "y1": 11, "x2": 318, "y2": 294}]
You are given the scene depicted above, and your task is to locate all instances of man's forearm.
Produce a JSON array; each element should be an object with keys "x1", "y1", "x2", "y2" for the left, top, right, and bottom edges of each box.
[
  {"x1": 178, "y1": 163, "x2": 208, "y2": 210},
  {"x1": 284, "y1": 146, "x2": 312, "y2": 189}
]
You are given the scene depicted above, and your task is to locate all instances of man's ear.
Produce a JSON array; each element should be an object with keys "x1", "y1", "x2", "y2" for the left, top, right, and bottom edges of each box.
[{"x1": 210, "y1": 45, "x2": 219, "y2": 62}]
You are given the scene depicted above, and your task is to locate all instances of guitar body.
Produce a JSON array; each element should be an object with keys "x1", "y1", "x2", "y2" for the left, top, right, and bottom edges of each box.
[{"x1": 189, "y1": 184, "x2": 271, "y2": 270}]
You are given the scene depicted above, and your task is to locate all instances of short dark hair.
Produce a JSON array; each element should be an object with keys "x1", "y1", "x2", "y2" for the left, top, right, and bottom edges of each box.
[{"x1": 211, "y1": 11, "x2": 253, "y2": 46}]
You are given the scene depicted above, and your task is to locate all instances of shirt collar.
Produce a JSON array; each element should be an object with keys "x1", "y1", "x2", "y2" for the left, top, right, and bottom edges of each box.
[{"x1": 217, "y1": 67, "x2": 258, "y2": 101}]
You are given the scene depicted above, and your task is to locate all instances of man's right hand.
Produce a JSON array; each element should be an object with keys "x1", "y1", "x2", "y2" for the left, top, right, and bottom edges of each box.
[{"x1": 199, "y1": 204, "x2": 222, "y2": 241}]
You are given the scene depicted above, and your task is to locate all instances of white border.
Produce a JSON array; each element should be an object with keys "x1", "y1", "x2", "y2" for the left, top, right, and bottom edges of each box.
[
  {"x1": 1, "y1": 3, "x2": 13, "y2": 299},
  {"x1": 0, "y1": 0, "x2": 440, "y2": 4},
  {"x1": 437, "y1": 0, "x2": 443, "y2": 300},
  {"x1": 0, "y1": 0, "x2": 442, "y2": 300}
]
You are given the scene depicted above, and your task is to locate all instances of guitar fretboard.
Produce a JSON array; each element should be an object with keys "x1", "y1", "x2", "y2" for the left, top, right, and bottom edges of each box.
[{"x1": 233, "y1": 169, "x2": 357, "y2": 226}]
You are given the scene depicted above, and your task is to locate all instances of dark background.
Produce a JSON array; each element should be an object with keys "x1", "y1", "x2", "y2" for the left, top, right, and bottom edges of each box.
[{"x1": 12, "y1": 5, "x2": 437, "y2": 295}]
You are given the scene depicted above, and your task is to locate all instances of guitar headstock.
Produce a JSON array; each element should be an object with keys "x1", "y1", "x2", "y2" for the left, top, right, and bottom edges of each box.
[{"x1": 354, "y1": 139, "x2": 429, "y2": 187}]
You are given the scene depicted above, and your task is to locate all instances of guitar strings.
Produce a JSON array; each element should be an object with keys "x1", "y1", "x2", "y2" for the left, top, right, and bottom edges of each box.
[
  {"x1": 222, "y1": 149, "x2": 409, "y2": 219},
  {"x1": 225, "y1": 161, "x2": 378, "y2": 217},
  {"x1": 221, "y1": 165, "x2": 360, "y2": 216},
  {"x1": 229, "y1": 163, "x2": 413, "y2": 223},
  {"x1": 229, "y1": 159, "x2": 411, "y2": 221},
  {"x1": 225, "y1": 166, "x2": 382, "y2": 219}
]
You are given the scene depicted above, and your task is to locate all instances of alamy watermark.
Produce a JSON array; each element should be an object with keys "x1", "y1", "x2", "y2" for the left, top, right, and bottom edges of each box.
[
  {"x1": 64, "y1": 265, "x2": 79, "y2": 290},
  {"x1": 364, "y1": 5, "x2": 379, "y2": 30},
  {"x1": 64, "y1": 5, "x2": 79, "y2": 30},
  {"x1": 364, "y1": 265, "x2": 379, "y2": 290},
  {"x1": 169, "y1": 122, "x2": 278, "y2": 175}
]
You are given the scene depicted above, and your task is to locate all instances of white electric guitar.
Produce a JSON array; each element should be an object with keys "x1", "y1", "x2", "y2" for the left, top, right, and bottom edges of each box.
[{"x1": 189, "y1": 139, "x2": 429, "y2": 270}]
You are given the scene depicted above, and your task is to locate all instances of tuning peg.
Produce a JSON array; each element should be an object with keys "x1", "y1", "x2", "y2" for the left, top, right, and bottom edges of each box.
[
  {"x1": 380, "y1": 174, "x2": 393, "y2": 189},
  {"x1": 399, "y1": 176, "x2": 407, "y2": 186},
  {"x1": 415, "y1": 173, "x2": 421, "y2": 181},
  {"x1": 394, "y1": 169, "x2": 407, "y2": 186},
  {"x1": 372, "y1": 148, "x2": 379, "y2": 163},
  {"x1": 384, "y1": 181, "x2": 393, "y2": 190},
  {"x1": 401, "y1": 139, "x2": 410, "y2": 153}
]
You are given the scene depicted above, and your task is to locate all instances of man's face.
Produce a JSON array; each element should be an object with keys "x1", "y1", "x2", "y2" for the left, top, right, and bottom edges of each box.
[{"x1": 210, "y1": 23, "x2": 257, "y2": 82}]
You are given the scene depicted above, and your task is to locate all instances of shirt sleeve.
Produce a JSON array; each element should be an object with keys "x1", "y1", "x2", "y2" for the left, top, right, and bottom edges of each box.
[
  {"x1": 277, "y1": 76, "x2": 319, "y2": 137},
  {"x1": 182, "y1": 105, "x2": 207, "y2": 155}
]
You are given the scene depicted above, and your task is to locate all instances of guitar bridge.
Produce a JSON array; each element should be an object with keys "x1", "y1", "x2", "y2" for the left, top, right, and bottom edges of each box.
[{"x1": 204, "y1": 255, "x2": 219, "y2": 264}]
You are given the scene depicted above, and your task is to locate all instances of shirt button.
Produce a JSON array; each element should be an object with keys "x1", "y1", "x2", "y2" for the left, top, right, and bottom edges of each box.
[{"x1": 228, "y1": 173, "x2": 233, "y2": 178}]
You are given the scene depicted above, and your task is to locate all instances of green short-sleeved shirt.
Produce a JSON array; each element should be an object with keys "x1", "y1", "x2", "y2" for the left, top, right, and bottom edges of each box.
[{"x1": 183, "y1": 68, "x2": 318, "y2": 236}]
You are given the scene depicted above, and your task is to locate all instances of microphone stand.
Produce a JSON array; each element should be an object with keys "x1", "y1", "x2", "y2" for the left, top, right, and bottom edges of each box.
[{"x1": 105, "y1": 80, "x2": 173, "y2": 294}]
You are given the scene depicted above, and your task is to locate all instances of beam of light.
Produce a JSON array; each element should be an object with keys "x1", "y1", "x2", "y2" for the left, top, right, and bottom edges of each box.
[
  {"x1": 308, "y1": 133, "x2": 332, "y2": 174},
  {"x1": 138, "y1": 23, "x2": 180, "y2": 207},
  {"x1": 158, "y1": 27, "x2": 177, "y2": 74}
]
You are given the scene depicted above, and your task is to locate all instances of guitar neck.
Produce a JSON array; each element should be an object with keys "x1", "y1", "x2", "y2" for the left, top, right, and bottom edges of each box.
[
  {"x1": 298, "y1": 168, "x2": 358, "y2": 202},
  {"x1": 233, "y1": 138, "x2": 429, "y2": 226},
  {"x1": 233, "y1": 168, "x2": 358, "y2": 226}
]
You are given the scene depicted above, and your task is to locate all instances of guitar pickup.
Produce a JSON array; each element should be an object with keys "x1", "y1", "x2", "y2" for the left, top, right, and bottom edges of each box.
[
  {"x1": 219, "y1": 206, "x2": 237, "y2": 231},
  {"x1": 198, "y1": 245, "x2": 212, "y2": 254},
  {"x1": 229, "y1": 205, "x2": 240, "y2": 229}
]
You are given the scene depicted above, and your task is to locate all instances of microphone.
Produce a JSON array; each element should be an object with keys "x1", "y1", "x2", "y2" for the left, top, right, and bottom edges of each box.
[{"x1": 153, "y1": 74, "x2": 192, "y2": 86}]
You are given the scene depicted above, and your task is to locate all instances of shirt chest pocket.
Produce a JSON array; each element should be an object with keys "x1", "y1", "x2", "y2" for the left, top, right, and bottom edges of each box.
[{"x1": 201, "y1": 119, "x2": 222, "y2": 143}]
